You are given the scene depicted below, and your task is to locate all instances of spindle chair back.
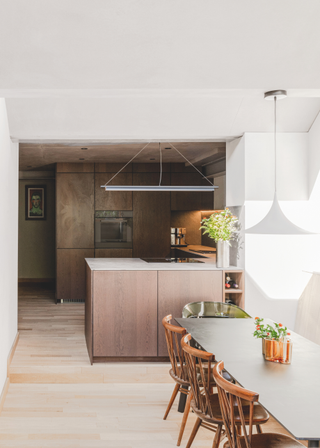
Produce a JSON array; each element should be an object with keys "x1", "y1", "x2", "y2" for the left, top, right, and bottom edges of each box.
[
  {"x1": 213, "y1": 360, "x2": 260, "y2": 448},
  {"x1": 162, "y1": 315, "x2": 188, "y2": 383}
]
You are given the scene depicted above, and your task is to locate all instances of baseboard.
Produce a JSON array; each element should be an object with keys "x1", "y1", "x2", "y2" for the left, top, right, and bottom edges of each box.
[
  {"x1": 7, "y1": 332, "x2": 19, "y2": 377},
  {"x1": 18, "y1": 278, "x2": 55, "y2": 283},
  {"x1": 0, "y1": 378, "x2": 10, "y2": 414},
  {"x1": 93, "y1": 356, "x2": 170, "y2": 363}
]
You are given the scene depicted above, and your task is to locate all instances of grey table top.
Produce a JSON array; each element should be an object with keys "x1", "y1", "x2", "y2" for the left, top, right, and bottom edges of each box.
[{"x1": 175, "y1": 317, "x2": 320, "y2": 441}]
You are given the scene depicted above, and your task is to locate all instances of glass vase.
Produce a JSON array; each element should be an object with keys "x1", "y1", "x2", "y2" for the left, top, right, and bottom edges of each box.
[
  {"x1": 279, "y1": 339, "x2": 293, "y2": 364},
  {"x1": 264, "y1": 338, "x2": 292, "y2": 364}
]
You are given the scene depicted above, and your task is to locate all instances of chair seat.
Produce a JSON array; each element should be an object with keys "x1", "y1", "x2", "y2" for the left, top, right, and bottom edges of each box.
[
  {"x1": 238, "y1": 433, "x2": 305, "y2": 448},
  {"x1": 169, "y1": 368, "x2": 189, "y2": 386},
  {"x1": 191, "y1": 393, "x2": 269, "y2": 425}
]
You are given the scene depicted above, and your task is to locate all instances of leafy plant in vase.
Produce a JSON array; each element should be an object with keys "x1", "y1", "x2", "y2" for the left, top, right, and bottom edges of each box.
[
  {"x1": 254, "y1": 317, "x2": 292, "y2": 364},
  {"x1": 200, "y1": 209, "x2": 238, "y2": 268}
]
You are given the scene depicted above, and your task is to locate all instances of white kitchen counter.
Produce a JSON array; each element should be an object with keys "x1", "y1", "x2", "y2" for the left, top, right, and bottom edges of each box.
[{"x1": 86, "y1": 248, "x2": 241, "y2": 271}]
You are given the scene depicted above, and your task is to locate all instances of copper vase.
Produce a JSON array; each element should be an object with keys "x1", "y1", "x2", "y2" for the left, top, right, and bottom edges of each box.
[{"x1": 264, "y1": 338, "x2": 292, "y2": 364}]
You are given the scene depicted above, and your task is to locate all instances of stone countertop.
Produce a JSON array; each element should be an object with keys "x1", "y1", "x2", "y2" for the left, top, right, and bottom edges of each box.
[{"x1": 86, "y1": 244, "x2": 241, "y2": 271}]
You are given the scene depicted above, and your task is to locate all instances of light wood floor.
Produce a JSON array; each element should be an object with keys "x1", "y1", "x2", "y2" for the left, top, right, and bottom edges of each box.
[{"x1": 0, "y1": 285, "x2": 306, "y2": 447}]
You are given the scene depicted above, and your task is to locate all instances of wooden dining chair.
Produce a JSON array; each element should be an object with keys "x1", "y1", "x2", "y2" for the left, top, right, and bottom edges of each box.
[
  {"x1": 162, "y1": 315, "x2": 192, "y2": 446},
  {"x1": 181, "y1": 334, "x2": 270, "y2": 448},
  {"x1": 213, "y1": 360, "x2": 305, "y2": 448}
]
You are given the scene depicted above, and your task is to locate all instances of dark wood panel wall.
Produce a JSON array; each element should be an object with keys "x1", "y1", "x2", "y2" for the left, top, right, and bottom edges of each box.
[
  {"x1": 56, "y1": 162, "x2": 215, "y2": 301},
  {"x1": 56, "y1": 172, "x2": 95, "y2": 248}
]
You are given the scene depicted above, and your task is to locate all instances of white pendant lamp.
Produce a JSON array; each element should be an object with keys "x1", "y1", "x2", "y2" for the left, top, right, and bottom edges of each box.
[{"x1": 246, "y1": 90, "x2": 312, "y2": 235}]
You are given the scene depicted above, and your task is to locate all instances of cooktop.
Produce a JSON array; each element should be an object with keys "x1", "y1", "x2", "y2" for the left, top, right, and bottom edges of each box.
[{"x1": 141, "y1": 258, "x2": 204, "y2": 263}]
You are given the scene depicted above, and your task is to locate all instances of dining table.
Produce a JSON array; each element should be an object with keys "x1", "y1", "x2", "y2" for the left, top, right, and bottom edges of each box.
[{"x1": 175, "y1": 317, "x2": 320, "y2": 447}]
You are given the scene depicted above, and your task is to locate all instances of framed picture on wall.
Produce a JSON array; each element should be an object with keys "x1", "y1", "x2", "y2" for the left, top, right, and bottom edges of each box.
[{"x1": 25, "y1": 185, "x2": 47, "y2": 220}]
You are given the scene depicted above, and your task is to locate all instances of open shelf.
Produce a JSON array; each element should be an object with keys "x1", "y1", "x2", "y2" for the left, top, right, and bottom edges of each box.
[{"x1": 223, "y1": 270, "x2": 245, "y2": 310}]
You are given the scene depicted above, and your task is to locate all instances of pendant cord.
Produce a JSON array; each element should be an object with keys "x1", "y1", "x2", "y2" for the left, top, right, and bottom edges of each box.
[
  {"x1": 167, "y1": 142, "x2": 215, "y2": 186},
  {"x1": 274, "y1": 95, "x2": 277, "y2": 194},
  {"x1": 103, "y1": 142, "x2": 151, "y2": 186},
  {"x1": 103, "y1": 141, "x2": 214, "y2": 188},
  {"x1": 159, "y1": 143, "x2": 162, "y2": 186}
]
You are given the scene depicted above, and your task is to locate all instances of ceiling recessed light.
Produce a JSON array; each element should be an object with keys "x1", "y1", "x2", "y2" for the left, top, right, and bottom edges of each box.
[
  {"x1": 81, "y1": 147, "x2": 88, "y2": 150},
  {"x1": 79, "y1": 158, "x2": 85, "y2": 161}
]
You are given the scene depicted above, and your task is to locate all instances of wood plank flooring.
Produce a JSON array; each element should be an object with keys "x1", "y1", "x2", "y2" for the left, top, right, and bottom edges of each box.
[{"x1": 0, "y1": 285, "x2": 307, "y2": 447}]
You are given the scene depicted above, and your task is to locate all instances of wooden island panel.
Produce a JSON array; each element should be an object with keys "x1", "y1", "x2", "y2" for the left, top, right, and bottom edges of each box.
[
  {"x1": 157, "y1": 270, "x2": 223, "y2": 356},
  {"x1": 85, "y1": 263, "x2": 93, "y2": 363},
  {"x1": 92, "y1": 271, "x2": 158, "y2": 358}
]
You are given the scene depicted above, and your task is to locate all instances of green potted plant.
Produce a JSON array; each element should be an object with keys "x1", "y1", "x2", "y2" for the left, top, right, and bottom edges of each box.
[{"x1": 200, "y1": 209, "x2": 238, "y2": 267}]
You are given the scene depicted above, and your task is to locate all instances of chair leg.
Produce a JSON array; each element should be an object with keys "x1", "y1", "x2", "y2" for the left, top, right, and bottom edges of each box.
[
  {"x1": 163, "y1": 383, "x2": 180, "y2": 420},
  {"x1": 186, "y1": 417, "x2": 202, "y2": 448},
  {"x1": 212, "y1": 424, "x2": 223, "y2": 448},
  {"x1": 177, "y1": 391, "x2": 192, "y2": 446},
  {"x1": 256, "y1": 425, "x2": 262, "y2": 434}
]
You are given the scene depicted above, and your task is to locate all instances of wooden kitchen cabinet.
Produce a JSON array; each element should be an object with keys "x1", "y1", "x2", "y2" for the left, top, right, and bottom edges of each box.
[
  {"x1": 171, "y1": 172, "x2": 214, "y2": 211},
  {"x1": 132, "y1": 172, "x2": 171, "y2": 258},
  {"x1": 133, "y1": 193, "x2": 170, "y2": 258},
  {"x1": 94, "y1": 172, "x2": 133, "y2": 211},
  {"x1": 56, "y1": 172, "x2": 94, "y2": 248},
  {"x1": 157, "y1": 270, "x2": 223, "y2": 356},
  {"x1": 57, "y1": 249, "x2": 94, "y2": 302},
  {"x1": 94, "y1": 249, "x2": 132, "y2": 258},
  {"x1": 92, "y1": 271, "x2": 158, "y2": 358}
]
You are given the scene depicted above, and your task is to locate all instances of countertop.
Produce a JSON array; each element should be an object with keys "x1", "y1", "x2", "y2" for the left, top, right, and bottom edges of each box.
[{"x1": 86, "y1": 245, "x2": 241, "y2": 271}]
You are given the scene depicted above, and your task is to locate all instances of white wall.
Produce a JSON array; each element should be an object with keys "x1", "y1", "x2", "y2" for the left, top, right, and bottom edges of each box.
[
  {"x1": 0, "y1": 99, "x2": 18, "y2": 395},
  {"x1": 226, "y1": 132, "x2": 320, "y2": 329}
]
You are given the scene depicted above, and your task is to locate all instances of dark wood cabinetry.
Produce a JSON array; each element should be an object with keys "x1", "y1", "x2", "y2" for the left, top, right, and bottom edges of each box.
[
  {"x1": 56, "y1": 172, "x2": 94, "y2": 249},
  {"x1": 95, "y1": 249, "x2": 132, "y2": 258},
  {"x1": 157, "y1": 270, "x2": 223, "y2": 356},
  {"x1": 91, "y1": 271, "x2": 158, "y2": 358},
  {"x1": 94, "y1": 172, "x2": 133, "y2": 211},
  {"x1": 57, "y1": 249, "x2": 94, "y2": 302},
  {"x1": 132, "y1": 172, "x2": 171, "y2": 258},
  {"x1": 133, "y1": 193, "x2": 171, "y2": 258},
  {"x1": 56, "y1": 165, "x2": 95, "y2": 302},
  {"x1": 171, "y1": 172, "x2": 214, "y2": 211}
]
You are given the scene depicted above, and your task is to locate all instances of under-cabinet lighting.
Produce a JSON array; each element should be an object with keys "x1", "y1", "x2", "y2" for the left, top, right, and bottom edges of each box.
[{"x1": 101, "y1": 185, "x2": 218, "y2": 192}]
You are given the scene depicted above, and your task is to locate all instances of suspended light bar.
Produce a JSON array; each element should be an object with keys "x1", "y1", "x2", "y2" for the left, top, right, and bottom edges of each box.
[
  {"x1": 102, "y1": 185, "x2": 217, "y2": 192},
  {"x1": 101, "y1": 142, "x2": 218, "y2": 193}
]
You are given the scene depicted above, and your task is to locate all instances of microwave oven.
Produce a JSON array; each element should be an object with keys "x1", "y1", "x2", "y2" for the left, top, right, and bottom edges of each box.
[{"x1": 95, "y1": 211, "x2": 133, "y2": 248}]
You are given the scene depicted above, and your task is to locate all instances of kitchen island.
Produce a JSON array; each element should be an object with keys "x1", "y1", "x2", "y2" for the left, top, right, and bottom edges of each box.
[{"x1": 85, "y1": 254, "x2": 243, "y2": 363}]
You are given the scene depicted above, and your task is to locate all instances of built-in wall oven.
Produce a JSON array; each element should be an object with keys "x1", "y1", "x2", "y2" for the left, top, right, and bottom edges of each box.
[{"x1": 95, "y1": 211, "x2": 133, "y2": 248}]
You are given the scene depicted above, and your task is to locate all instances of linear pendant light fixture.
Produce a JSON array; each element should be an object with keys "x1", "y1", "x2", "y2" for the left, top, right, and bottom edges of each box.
[
  {"x1": 101, "y1": 142, "x2": 218, "y2": 192},
  {"x1": 246, "y1": 90, "x2": 312, "y2": 235}
]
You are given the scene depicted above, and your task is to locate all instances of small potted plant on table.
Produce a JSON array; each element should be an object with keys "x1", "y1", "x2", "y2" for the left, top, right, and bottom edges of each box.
[{"x1": 254, "y1": 317, "x2": 292, "y2": 364}]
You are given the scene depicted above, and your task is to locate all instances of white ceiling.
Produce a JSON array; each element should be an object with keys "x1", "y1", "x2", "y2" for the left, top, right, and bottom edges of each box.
[{"x1": 2, "y1": 0, "x2": 320, "y2": 141}]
